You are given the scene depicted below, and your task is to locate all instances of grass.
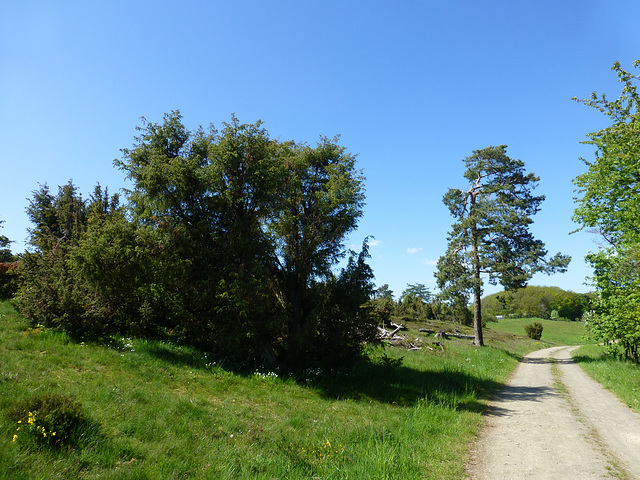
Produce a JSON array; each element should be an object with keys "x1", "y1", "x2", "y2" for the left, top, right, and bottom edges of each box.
[
  {"x1": 0, "y1": 300, "x2": 523, "y2": 479},
  {"x1": 572, "y1": 344, "x2": 640, "y2": 414},
  {"x1": 484, "y1": 317, "x2": 588, "y2": 348}
]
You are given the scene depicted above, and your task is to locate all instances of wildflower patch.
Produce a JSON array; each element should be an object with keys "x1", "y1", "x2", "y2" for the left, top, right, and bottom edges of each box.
[{"x1": 8, "y1": 393, "x2": 90, "y2": 448}]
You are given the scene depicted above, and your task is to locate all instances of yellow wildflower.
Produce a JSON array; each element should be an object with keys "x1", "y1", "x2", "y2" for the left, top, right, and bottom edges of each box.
[{"x1": 12, "y1": 435, "x2": 17, "y2": 442}]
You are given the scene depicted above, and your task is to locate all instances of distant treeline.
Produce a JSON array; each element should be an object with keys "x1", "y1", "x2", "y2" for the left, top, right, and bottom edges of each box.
[{"x1": 481, "y1": 286, "x2": 591, "y2": 321}]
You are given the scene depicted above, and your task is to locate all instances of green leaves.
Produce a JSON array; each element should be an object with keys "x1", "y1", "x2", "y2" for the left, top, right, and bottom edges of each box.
[
  {"x1": 573, "y1": 62, "x2": 640, "y2": 247},
  {"x1": 18, "y1": 112, "x2": 371, "y2": 368},
  {"x1": 573, "y1": 61, "x2": 640, "y2": 362},
  {"x1": 437, "y1": 145, "x2": 570, "y2": 345}
]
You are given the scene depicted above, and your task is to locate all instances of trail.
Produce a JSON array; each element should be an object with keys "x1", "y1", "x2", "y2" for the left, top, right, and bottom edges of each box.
[{"x1": 467, "y1": 346, "x2": 640, "y2": 480}]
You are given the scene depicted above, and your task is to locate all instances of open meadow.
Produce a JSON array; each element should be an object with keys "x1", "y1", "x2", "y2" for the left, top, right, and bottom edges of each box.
[{"x1": 0, "y1": 301, "x2": 605, "y2": 479}]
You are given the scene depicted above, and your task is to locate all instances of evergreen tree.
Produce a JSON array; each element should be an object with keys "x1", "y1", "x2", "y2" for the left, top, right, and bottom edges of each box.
[{"x1": 436, "y1": 145, "x2": 570, "y2": 345}]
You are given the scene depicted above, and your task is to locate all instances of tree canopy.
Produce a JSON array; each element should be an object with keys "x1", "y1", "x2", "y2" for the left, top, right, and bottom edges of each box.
[
  {"x1": 13, "y1": 112, "x2": 377, "y2": 368},
  {"x1": 436, "y1": 145, "x2": 570, "y2": 346},
  {"x1": 573, "y1": 61, "x2": 640, "y2": 362},
  {"x1": 573, "y1": 61, "x2": 640, "y2": 247},
  {"x1": 482, "y1": 286, "x2": 590, "y2": 321}
]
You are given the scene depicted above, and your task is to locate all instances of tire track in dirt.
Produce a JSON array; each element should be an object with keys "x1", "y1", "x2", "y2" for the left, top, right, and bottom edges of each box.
[{"x1": 467, "y1": 346, "x2": 640, "y2": 480}]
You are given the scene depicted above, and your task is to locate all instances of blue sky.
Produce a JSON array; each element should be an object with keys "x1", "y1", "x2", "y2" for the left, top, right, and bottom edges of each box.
[{"x1": 2, "y1": 1, "x2": 639, "y2": 299}]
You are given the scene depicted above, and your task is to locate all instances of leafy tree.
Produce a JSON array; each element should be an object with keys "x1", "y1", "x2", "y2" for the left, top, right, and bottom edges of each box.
[
  {"x1": 15, "y1": 182, "x2": 89, "y2": 331},
  {"x1": 572, "y1": 61, "x2": 640, "y2": 362},
  {"x1": 115, "y1": 111, "x2": 285, "y2": 360},
  {"x1": 400, "y1": 283, "x2": 432, "y2": 303},
  {"x1": 396, "y1": 283, "x2": 434, "y2": 322},
  {"x1": 573, "y1": 61, "x2": 640, "y2": 246},
  {"x1": 115, "y1": 111, "x2": 371, "y2": 366},
  {"x1": 370, "y1": 284, "x2": 395, "y2": 327},
  {"x1": 482, "y1": 286, "x2": 589, "y2": 321},
  {"x1": 436, "y1": 145, "x2": 570, "y2": 346},
  {"x1": 585, "y1": 247, "x2": 640, "y2": 362},
  {"x1": 0, "y1": 219, "x2": 14, "y2": 263},
  {"x1": 310, "y1": 241, "x2": 379, "y2": 367},
  {"x1": 268, "y1": 136, "x2": 366, "y2": 362}
]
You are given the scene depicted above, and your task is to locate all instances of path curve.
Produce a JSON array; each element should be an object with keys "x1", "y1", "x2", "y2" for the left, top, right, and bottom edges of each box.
[{"x1": 467, "y1": 346, "x2": 640, "y2": 479}]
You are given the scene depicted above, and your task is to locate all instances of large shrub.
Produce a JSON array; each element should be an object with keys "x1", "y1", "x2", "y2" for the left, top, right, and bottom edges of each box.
[{"x1": 525, "y1": 322, "x2": 544, "y2": 340}]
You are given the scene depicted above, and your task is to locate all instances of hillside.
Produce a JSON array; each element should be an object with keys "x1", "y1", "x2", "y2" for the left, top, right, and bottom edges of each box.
[{"x1": 0, "y1": 301, "x2": 586, "y2": 479}]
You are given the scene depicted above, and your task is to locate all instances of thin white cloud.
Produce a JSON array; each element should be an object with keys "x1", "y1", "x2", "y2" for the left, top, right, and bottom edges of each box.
[
  {"x1": 406, "y1": 247, "x2": 422, "y2": 254},
  {"x1": 367, "y1": 238, "x2": 382, "y2": 247},
  {"x1": 422, "y1": 258, "x2": 438, "y2": 265}
]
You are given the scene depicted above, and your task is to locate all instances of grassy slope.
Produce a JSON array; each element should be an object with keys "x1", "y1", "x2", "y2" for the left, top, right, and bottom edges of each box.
[
  {"x1": 0, "y1": 301, "x2": 513, "y2": 480},
  {"x1": 0, "y1": 302, "x2": 590, "y2": 479},
  {"x1": 485, "y1": 317, "x2": 589, "y2": 347}
]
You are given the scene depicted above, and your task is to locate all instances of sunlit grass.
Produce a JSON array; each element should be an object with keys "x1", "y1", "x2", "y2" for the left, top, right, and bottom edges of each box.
[
  {"x1": 0, "y1": 300, "x2": 522, "y2": 479},
  {"x1": 485, "y1": 317, "x2": 588, "y2": 347},
  {"x1": 572, "y1": 344, "x2": 640, "y2": 413}
]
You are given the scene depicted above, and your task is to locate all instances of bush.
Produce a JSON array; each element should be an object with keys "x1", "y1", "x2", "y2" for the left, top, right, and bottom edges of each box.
[
  {"x1": 8, "y1": 393, "x2": 91, "y2": 448},
  {"x1": 525, "y1": 322, "x2": 544, "y2": 340}
]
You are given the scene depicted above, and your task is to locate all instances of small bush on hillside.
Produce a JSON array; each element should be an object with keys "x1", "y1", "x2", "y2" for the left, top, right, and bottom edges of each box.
[
  {"x1": 8, "y1": 393, "x2": 91, "y2": 448},
  {"x1": 525, "y1": 322, "x2": 543, "y2": 340}
]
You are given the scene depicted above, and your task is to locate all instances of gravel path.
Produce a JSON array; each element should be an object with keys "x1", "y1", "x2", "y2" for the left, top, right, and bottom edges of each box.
[{"x1": 467, "y1": 346, "x2": 640, "y2": 480}]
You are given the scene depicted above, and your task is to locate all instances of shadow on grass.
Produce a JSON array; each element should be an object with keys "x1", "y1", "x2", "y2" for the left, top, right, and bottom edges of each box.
[
  {"x1": 308, "y1": 359, "x2": 504, "y2": 413},
  {"x1": 142, "y1": 342, "x2": 210, "y2": 370},
  {"x1": 141, "y1": 341, "x2": 506, "y2": 413}
]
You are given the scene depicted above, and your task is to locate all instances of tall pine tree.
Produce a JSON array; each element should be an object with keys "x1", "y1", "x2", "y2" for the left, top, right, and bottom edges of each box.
[{"x1": 436, "y1": 145, "x2": 570, "y2": 345}]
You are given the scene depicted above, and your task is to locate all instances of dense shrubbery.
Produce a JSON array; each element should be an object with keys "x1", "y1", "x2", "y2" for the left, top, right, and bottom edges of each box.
[
  {"x1": 12, "y1": 112, "x2": 379, "y2": 368},
  {"x1": 524, "y1": 322, "x2": 543, "y2": 340}
]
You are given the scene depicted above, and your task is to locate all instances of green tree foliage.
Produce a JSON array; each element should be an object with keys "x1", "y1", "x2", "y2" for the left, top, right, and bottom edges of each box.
[
  {"x1": 524, "y1": 322, "x2": 543, "y2": 340},
  {"x1": 585, "y1": 248, "x2": 640, "y2": 362},
  {"x1": 15, "y1": 112, "x2": 377, "y2": 368},
  {"x1": 14, "y1": 184, "x2": 126, "y2": 335},
  {"x1": 115, "y1": 112, "x2": 285, "y2": 361},
  {"x1": 268, "y1": 136, "x2": 366, "y2": 362},
  {"x1": 396, "y1": 283, "x2": 434, "y2": 322},
  {"x1": 436, "y1": 145, "x2": 570, "y2": 346},
  {"x1": 0, "y1": 218, "x2": 18, "y2": 299},
  {"x1": 482, "y1": 286, "x2": 590, "y2": 321},
  {"x1": 573, "y1": 61, "x2": 640, "y2": 362},
  {"x1": 370, "y1": 284, "x2": 395, "y2": 326},
  {"x1": 573, "y1": 61, "x2": 640, "y2": 246}
]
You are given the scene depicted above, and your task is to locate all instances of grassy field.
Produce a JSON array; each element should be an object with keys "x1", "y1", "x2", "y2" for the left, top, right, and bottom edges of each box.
[
  {"x1": 1, "y1": 300, "x2": 526, "y2": 480},
  {"x1": 484, "y1": 317, "x2": 589, "y2": 348}
]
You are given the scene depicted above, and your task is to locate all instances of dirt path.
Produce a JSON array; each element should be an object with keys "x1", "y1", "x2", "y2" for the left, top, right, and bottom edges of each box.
[{"x1": 467, "y1": 346, "x2": 640, "y2": 480}]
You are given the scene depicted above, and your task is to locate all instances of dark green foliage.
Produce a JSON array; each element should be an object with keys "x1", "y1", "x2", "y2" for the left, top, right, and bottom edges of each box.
[
  {"x1": 8, "y1": 393, "x2": 91, "y2": 448},
  {"x1": 370, "y1": 284, "x2": 395, "y2": 326},
  {"x1": 308, "y1": 242, "x2": 379, "y2": 367},
  {"x1": 437, "y1": 145, "x2": 570, "y2": 346},
  {"x1": 13, "y1": 184, "x2": 127, "y2": 338},
  {"x1": 0, "y1": 219, "x2": 18, "y2": 299},
  {"x1": 524, "y1": 322, "x2": 543, "y2": 340},
  {"x1": 14, "y1": 112, "x2": 374, "y2": 369},
  {"x1": 396, "y1": 283, "x2": 435, "y2": 322}
]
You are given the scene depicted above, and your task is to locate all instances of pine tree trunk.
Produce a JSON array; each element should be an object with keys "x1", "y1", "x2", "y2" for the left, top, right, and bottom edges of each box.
[{"x1": 471, "y1": 194, "x2": 484, "y2": 346}]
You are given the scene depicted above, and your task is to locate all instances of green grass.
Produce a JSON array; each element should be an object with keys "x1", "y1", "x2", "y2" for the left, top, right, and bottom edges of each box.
[
  {"x1": 484, "y1": 317, "x2": 588, "y2": 348},
  {"x1": 0, "y1": 300, "x2": 522, "y2": 479},
  {"x1": 572, "y1": 344, "x2": 640, "y2": 414}
]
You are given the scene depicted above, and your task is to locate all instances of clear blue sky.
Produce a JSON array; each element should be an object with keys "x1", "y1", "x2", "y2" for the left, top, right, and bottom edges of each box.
[{"x1": 2, "y1": 1, "x2": 639, "y2": 298}]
